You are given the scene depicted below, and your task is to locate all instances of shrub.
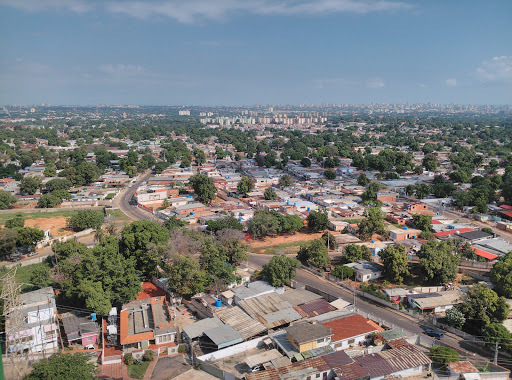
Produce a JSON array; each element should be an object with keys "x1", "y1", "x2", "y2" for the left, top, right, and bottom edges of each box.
[
  {"x1": 429, "y1": 346, "x2": 459, "y2": 365},
  {"x1": 178, "y1": 344, "x2": 187, "y2": 353},
  {"x1": 142, "y1": 350, "x2": 154, "y2": 362},
  {"x1": 124, "y1": 353, "x2": 134, "y2": 365}
]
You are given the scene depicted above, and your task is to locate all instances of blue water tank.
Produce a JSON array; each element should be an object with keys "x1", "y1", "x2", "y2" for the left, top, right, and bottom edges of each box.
[
  {"x1": 371, "y1": 240, "x2": 375, "y2": 243},
  {"x1": 403, "y1": 226, "x2": 408, "y2": 230},
  {"x1": 91, "y1": 313, "x2": 97, "y2": 321},
  {"x1": 238, "y1": 218, "x2": 242, "y2": 222},
  {"x1": 190, "y1": 212, "x2": 194, "y2": 215},
  {"x1": 437, "y1": 212, "x2": 439, "y2": 215},
  {"x1": 307, "y1": 207, "x2": 310, "y2": 211},
  {"x1": 215, "y1": 299, "x2": 222, "y2": 307}
]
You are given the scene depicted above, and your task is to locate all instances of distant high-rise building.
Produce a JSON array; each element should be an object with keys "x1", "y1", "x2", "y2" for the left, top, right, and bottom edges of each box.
[{"x1": 179, "y1": 110, "x2": 191, "y2": 116}]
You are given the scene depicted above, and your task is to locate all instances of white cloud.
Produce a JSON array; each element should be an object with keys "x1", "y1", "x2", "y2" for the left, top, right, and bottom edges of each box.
[
  {"x1": 417, "y1": 83, "x2": 428, "y2": 88},
  {"x1": 97, "y1": 64, "x2": 147, "y2": 76},
  {"x1": 106, "y1": 0, "x2": 413, "y2": 23},
  {"x1": 445, "y1": 78, "x2": 457, "y2": 87},
  {"x1": 366, "y1": 78, "x2": 385, "y2": 88},
  {"x1": 0, "y1": 0, "x2": 92, "y2": 13},
  {"x1": 475, "y1": 56, "x2": 512, "y2": 83}
]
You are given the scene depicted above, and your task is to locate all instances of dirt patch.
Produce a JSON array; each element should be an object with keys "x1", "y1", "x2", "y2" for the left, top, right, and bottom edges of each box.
[
  {"x1": 248, "y1": 231, "x2": 324, "y2": 249},
  {"x1": 24, "y1": 217, "x2": 72, "y2": 237}
]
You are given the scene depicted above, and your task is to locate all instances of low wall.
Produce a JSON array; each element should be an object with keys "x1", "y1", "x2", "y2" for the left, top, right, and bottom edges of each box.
[
  {"x1": 197, "y1": 336, "x2": 267, "y2": 362},
  {"x1": 304, "y1": 284, "x2": 339, "y2": 302}
]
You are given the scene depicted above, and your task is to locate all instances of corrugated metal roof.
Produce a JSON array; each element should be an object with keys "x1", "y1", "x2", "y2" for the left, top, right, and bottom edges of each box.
[
  {"x1": 215, "y1": 306, "x2": 267, "y2": 339},
  {"x1": 298, "y1": 298, "x2": 337, "y2": 317},
  {"x1": 279, "y1": 289, "x2": 323, "y2": 306}
]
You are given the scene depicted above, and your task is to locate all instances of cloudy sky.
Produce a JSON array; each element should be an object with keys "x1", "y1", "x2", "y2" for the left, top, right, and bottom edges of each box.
[{"x1": 0, "y1": 0, "x2": 511, "y2": 105}]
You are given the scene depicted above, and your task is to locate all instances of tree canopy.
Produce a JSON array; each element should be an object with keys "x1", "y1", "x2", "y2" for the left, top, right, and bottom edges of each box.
[
  {"x1": 24, "y1": 352, "x2": 97, "y2": 380},
  {"x1": 379, "y1": 244, "x2": 410, "y2": 283},
  {"x1": 417, "y1": 240, "x2": 460, "y2": 284},
  {"x1": 297, "y1": 238, "x2": 330, "y2": 268},
  {"x1": 261, "y1": 255, "x2": 300, "y2": 287},
  {"x1": 189, "y1": 174, "x2": 217, "y2": 205}
]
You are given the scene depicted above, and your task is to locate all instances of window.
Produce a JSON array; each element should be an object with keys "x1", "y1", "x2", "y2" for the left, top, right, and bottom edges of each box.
[
  {"x1": 316, "y1": 374, "x2": 320, "y2": 378},
  {"x1": 348, "y1": 339, "x2": 355, "y2": 345},
  {"x1": 317, "y1": 338, "x2": 324, "y2": 344}
]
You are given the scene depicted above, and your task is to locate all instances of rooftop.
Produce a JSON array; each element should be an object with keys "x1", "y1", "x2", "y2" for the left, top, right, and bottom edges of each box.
[
  {"x1": 204, "y1": 324, "x2": 243, "y2": 348},
  {"x1": 286, "y1": 322, "x2": 332, "y2": 344},
  {"x1": 322, "y1": 314, "x2": 383, "y2": 343},
  {"x1": 232, "y1": 281, "x2": 275, "y2": 301}
]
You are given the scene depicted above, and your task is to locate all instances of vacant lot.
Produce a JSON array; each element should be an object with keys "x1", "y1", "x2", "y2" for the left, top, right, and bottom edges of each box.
[
  {"x1": 248, "y1": 231, "x2": 323, "y2": 254},
  {"x1": 25, "y1": 216, "x2": 72, "y2": 237}
]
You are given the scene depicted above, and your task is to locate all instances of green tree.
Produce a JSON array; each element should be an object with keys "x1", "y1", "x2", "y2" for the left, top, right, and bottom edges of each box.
[
  {"x1": 24, "y1": 352, "x2": 97, "y2": 380},
  {"x1": 331, "y1": 265, "x2": 355, "y2": 280},
  {"x1": 264, "y1": 187, "x2": 277, "y2": 200},
  {"x1": 189, "y1": 174, "x2": 217, "y2": 205},
  {"x1": 278, "y1": 175, "x2": 293, "y2": 187},
  {"x1": 417, "y1": 240, "x2": 459, "y2": 284},
  {"x1": 445, "y1": 308, "x2": 466, "y2": 330},
  {"x1": 206, "y1": 216, "x2": 243, "y2": 233},
  {"x1": 125, "y1": 166, "x2": 137, "y2": 178},
  {"x1": 68, "y1": 210, "x2": 104, "y2": 232},
  {"x1": 20, "y1": 176, "x2": 42, "y2": 195},
  {"x1": 307, "y1": 210, "x2": 329, "y2": 232},
  {"x1": 164, "y1": 254, "x2": 211, "y2": 296},
  {"x1": 422, "y1": 153, "x2": 439, "y2": 171},
  {"x1": 379, "y1": 244, "x2": 410, "y2": 283},
  {"x1": 412, "y1": 214, "x2": 433, "y2": 232},
  {"x1": 300, "y1": 157, "x2": 311, "y2": 167},
  {"x1": 324, "y1": 170, "x2": 336, "y2": 180},
  {"x1": 43, "y1": 166, "x2": 56, "y2": 177},
  {"x1": 357, "y1": 207, "x2": 387, "y2": 241},
  {"x1": 0, "y1": 228, "x2": 18, "y2": 259},
  {"x1": 482, "y1": 323, "x2": 512, "y2": 353},
  {"x1": 121, "y1": 220, "x2": 170, "y2": 279},
  {"x1": 5, "y1": 213, "x2": 25, "y2": 228},
  {"x1": 237, "y1": 176, "x2": 255, "y2": 195},
  {"x1": 247, "y1": 210, "x2": 280, "y2": 238},
  {"x1": 281, "y1": 214, "x2": 303, "y2": 233},
  {"x1": 163, "y1": 215, "x2": 187, "y2": 231},
  {"x1": 37, "y1": 193, "x2": 63, "y2": 208},
  {"x1": 297, "y1": 238, "x2": 330, "y2": 268},
  {"x1": 0, "y1": 189, "x2": 17, "y2": 209},
  {"x1": 405, "y1": 184, "x2": 415, "y2": 196},
  {"x1": 414, "y1": 184, "x2": 431, "y2": 199},
  {"x1": 341, "y1": 243, "x2": 372, "y2": 264},
  {"x1": 30, "y1": 265, "x2": 53, "y2": 288},
  {"x1": 46, "y1": 178, "x2": 73, "y2": 192},
  {"x1": 490, "y1": 251, "x2": 512, "y2": 298},
  {"x1": 429, "y1": 346, "x2": 459, "y2": 366},
  {"x1": 458, "y1": 283, "x2": 509, "y2": 332},
  {"x1": 16, "y1": 227, "x2": 44, "y2": 248},
  {"x1": 357, "y1": 173, "x2": 370, "y2": 186},
  {"x1": 261, "y1": 255, "x2": 300, "y2": 287}
]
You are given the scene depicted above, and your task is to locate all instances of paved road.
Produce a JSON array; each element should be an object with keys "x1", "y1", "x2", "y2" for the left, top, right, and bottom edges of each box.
[{"x1": 115, "y1": 171, "x2": 162, "y2": 223}]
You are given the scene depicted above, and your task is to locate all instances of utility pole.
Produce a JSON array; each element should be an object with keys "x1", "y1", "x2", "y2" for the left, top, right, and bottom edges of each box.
[
  {"x1": 494, "y1": 341, "x2": 499, "y2": 365},
  {"x1": 1, "y1": 268, "x2": 33, "y2": 380}
]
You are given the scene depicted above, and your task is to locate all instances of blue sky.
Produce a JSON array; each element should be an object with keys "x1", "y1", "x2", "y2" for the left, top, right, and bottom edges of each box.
[{"x1": 0, "y1": 0, "x2": 511, "y2": 105}]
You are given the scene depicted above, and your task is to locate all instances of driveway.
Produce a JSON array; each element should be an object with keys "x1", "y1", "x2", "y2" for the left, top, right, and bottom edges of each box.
[{"x1": 150, "y1": 355, "x2": 191, "y2": 380}]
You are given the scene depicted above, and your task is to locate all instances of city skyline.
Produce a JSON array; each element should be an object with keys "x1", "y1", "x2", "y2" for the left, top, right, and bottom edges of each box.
[{"x1": 0, "y1": 0, "x2": 511, "y2": 105}]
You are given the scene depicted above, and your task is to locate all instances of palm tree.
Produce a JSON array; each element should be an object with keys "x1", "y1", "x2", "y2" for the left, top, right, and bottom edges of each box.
[{"x1": 94, "y1": 228, "x2": 104, "y2": 243}]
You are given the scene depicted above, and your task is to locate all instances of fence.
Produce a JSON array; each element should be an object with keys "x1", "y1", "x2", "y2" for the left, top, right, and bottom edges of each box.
[{"x1": 410, "y1": 255, "x2": 494, "y2": 271}]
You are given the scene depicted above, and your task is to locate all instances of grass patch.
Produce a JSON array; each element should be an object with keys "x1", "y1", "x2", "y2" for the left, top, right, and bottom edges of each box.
[
  {"x1": 105, "y1": 193, "x2": 116, "y2": 200},
  {"x1": 127, "y1": 361, "x2": 151, "y2": 379},
  {"x1": 0, "y1": 262, "x2": 51, "y2": 293},
  {"x1": 105, "y1": 208, "x2": 129, "y2": 220},
  {"x1": 253, "y1": 241, "x2": 305, "y2": 255}
]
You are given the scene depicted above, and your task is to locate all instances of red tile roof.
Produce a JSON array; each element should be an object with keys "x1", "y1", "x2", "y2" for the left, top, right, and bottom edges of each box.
[
  {"x1": 137, "y1": 282, "x2": 167, "y2": 300},
  {"x1": 322, "y1": 314, "x2": 383, "y2": 343},
  {"x1": 434, "y1": 228, "x2": 474, "y2": 237},
  {"x1": 473, "y1": 248, "x2": 498, "y2": 260}
]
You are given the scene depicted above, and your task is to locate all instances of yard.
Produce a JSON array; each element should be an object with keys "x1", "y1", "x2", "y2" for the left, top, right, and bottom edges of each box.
[{"x1": 127, "y1": 361, "x2": 151, "y2": 379}]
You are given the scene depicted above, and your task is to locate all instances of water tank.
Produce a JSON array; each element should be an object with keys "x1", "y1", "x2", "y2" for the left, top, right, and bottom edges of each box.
[
  {"x1": 190, "y1": 212, "x2": 194, "y2": 215},
  {"x1": 371, "y1": 240, "x2": 375, "y2": 243},
  {"x1": 307, "y1": 207, "x2": 310, "y2": 211},
  {"x1": 403, "y1": 227, "x2": 408, "y2": 230},
  {"x1": 215, "y1": 299, "x2": 222, "y2": 307},
  {"x1": 91, "y1": 313, "x2": 97, "y2": 321}
]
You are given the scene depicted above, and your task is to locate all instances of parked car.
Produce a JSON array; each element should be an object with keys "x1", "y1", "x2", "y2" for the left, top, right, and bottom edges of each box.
[{"x1": 424, "y1": 329, "x2": 443, "y2": 339}]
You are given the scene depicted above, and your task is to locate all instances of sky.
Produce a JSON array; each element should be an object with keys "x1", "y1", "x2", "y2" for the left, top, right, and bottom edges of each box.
[{"x1": 0, "y1": 0, "x2": 511, "y2": 105}]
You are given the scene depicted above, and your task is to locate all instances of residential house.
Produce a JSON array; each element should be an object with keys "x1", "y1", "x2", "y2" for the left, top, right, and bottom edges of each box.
[
  {"x1": 119, "y1": 296, "x2": 177, "y2": 358},
  {"x1": 61, "y1": 312, "x2": 99, "y2": 348},
  {"x1": 408, "y1": 290, "x2": 463, "y2": 313},
  {"x1": 285, "y1": 321, "x2": 333, "y2": 353},
  {"x1": 388, "y1": 226, "x2": 422, "y2": 241},
  {"x1": 322, "y1": 314, "x2": 383, "y2": 350},
  {"x1": 5, "y1": 287, "x2": 59, "y2": 354},
  {"x1": 344, "y1": 261, "x2": 383, "y2": 282}
]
